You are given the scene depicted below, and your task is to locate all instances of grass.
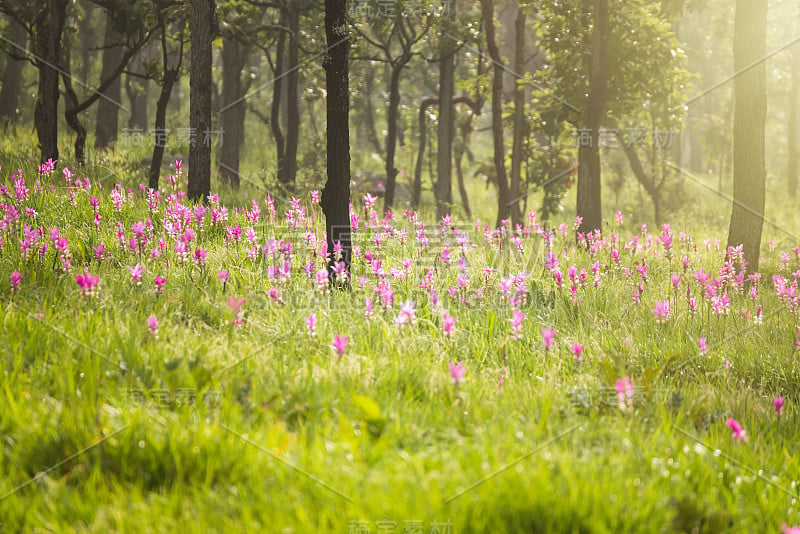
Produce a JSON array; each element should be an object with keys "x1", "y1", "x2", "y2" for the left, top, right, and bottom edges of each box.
[{"x1": 1, "y1": 134, "x2": 800, "y2": 533}]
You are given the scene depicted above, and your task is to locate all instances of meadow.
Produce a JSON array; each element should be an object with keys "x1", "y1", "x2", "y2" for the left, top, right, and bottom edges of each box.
[{"x1": 1, "y1": 135, "x2": 800, "y2": 533}]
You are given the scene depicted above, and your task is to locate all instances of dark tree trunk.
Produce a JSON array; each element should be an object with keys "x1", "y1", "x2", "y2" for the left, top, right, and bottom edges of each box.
[
  {"x1": 414, "y1": 97, "x2": 438, "y2": 209},
  {"x1": 383, "y1": 58, "x2": 409, "y2": 210},
  {"x1": 481, "y1": 0, "x2": 511, "y2": 227},
  {"x1": 788, "y1": 45, "x2": 799, "y2": 199},
  {"x1": 149, "y1": 19, "x2": 183, "y2": 190},
  {"x1": 613, "y1": 125, "x2": 661, "y2": 225},
  {"x1": 95, "y1": 11, "x2": 124, "y2": 149},
  {"x1": 218, "y1": 36, "x2": 248, "y2": 187},
  {"x1": 61, "y1": 43, "x2": 87, "y2": 164},
  {"x1": 436, "y1": 0, "x2": 456, "y2": 219},
  {"x1": 272, "y1": 9, "x2": 288, "y2": 184},
  {"x1": 321, "y1": 0, "x2": 352, "y2": 278},
  {"x1": 576, "y1": 0, "x2": 609, "y2": 237},
  {"x1": 187, "y1": 0, "x2": 216, "y2": 202},
  {"x1": 126, "y1": 50, "x2": 150, "y2": 130},
  {"x1": 285, "y1": 3, "x2": 300, "y2": 185},
  {"x1": 33, "y1": 0, "x2": 69, "y2": 163},
  {"x1": 508, "y1": 3, "x2": 526, "y2": 227},
  {"x1": 0, "y1": 18, "x2": 27, "y2": 126},
  {"x1": 727, "y1": 0, "x2": 767, "y2": 274},
  {"x1": 78, "y1": 4, "x2": 94, "y2": 85}
]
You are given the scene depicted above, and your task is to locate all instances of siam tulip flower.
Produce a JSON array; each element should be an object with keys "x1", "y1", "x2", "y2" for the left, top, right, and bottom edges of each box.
[
  {"x1": 698, "y1": 337, "x2": 708, "y2": 356},
  {"x1": 441, "y1": 310, "x2": 457, "y2": 338},
  {"x1": 394, "y1": 300, "x2": 416, "y2": 327},
  {"x1": 10, "y1": 271, "x2": 22, "y2": 291},
  {"x1": 75, "y1": 271, "x2": 100, "y2": 297},
  {"x1": 780, "y1": 524, "x2": 800, "y2": 534},
  {"x1": 796, "y1": 331, "x2": 800, "y2": 353},
  {"x1": 127, "y1": 263, "x2": 144, "y2": 285},
  {"x1": 615, "y1": 376, "x2": 635, "y2": 410},
  {"x1": 146, "y1": 315, "x2": 159, "y2": 337},
  {"x1": 726, "y1": 418, "x2": 747, "y2": 442},
  {"x1": 217, "y1": 269, "x2": 230, "y2": 284},
  {"x1": 509, "y1": 310, "x2": 524, "y2": 340},
  {"x1": 364, "y1": 297, "x2": 374, "y2": 318},
  {"x1": 154, "y1": 275, "x2": 166, "y2": 295},
  {"x1": 193, "y1": 248, "x2": 208, "y2": 269},
  {"x1": 671, "y1": 273, "x2": 681, "y2": 289},
  {"x1": 571, "y1": 343, "x2": 584, "y2": 364},
  {"x1": 615, "y1": 210, "x2": 623, "y2": 225},
  {"x1": 305, "y1": 312, "x2": 317, "y2": 336},
  {"x1": 331, "y1": 334, "x2": 348, "y2": 358},
  {"x1": 449, "y1": 360, "x2": 466, "y2": 385},
  {"x1": 652, "y1": 300, "x2": 670, "y2": 323},
  {"x1": 774, "y1": 396, "x2": 784, "y2": 415},
  {"x1": 541, "y1": 326, "x2": 556, "y2": 351},
  {"x1": 310, "y1": 190, "x2": 320, "y2": 204},
  {"x1": 93, "y1": 243, "x2": 106, "y2": 262},
  {"x1": 226, "y1": 297, "x2": 246, "y2": 326}
]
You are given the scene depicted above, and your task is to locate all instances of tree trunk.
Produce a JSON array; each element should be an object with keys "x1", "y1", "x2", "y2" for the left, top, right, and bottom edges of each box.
[
  {"x1": 436, "y1": 0, "x2": 456, "y2": 219},
  {"x1": 788, "y1": 44, "x2": 799, "y2": 199},
  {"x1": 383, "y1": 58, "x2": 408, "y2": 210},
  {"x1": 95, "y1": 10, "x2": 124, "y2": 149},
  {"x1": 61, "y1": 42, "x2": 87, "y2": 165},
  {"x1": 272, "y1": 10, "x2": 288, "y2": 184},
  {"x1": 0, "y1": 18, "x2": 27, "y2": 126},
  {"x1": 481, "y1": 0, "x2": 511, "y2": 227},
  {"x1": 726, "y1": 0, "x2": 767, "y2": 274},
  {"x1": 508, "y1": 3, "x2": 526, "y2": 227},
  {"x1": 576, "y1": 0, "x2": 609, "y2": 237},
  {"x1": 414, "y1": 97, "x2": 438, "y2": 209},
  {"x1": 187, "y1": 0, "x2": 216, "y2": 202},
  {"x1": 321, "y1": 0, "x2": 352, "y2": 279},
  {"x1": 218, "y1": 36, "x2": 248, "y2": 187},
  {"x1": 126, "y1": 50, "x2": 150, "y2": 130},
  {"x1": 33, "y1": 0, "x2": 69, "y2": 163},
  {"x1": 284, "y1": 3, "x2": 300, "y2": 185},
  {"x1": 150, "y1": 20, "x2": 183, "y2": 190},
  {"x1": 613, "y1": 125, "x2": 661, "y2": 225}
]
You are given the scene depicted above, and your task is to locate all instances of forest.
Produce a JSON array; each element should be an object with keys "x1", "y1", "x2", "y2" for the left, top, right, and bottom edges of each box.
[{"x1": 1, "y1": 0, "x2": 800, "y2": 532}]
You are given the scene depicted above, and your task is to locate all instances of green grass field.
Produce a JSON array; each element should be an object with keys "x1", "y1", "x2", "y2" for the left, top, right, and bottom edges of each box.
[{"x1": 2, "y1": 132, "x2": 800, "y2": 533}]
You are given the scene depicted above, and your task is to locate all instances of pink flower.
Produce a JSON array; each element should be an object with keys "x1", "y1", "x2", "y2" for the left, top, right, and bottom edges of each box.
[
  {"x1": 449, "y1": 360, "x2": 466, "y2": 385},
  {"x1": 652, "y1": 300, "x2": 670, "y2": 322},
  {"x1": 331, "y1": 334, "x2": 348, "y2": 358},
  {"x1": 226, "y1": 297, "x2": 246, "y2": 326},
  {"x1": 193, "y1": 248, "x2": 208, "y2": 269},
  {"x1": 510, "y1": 310, "x2": 524, "y2": 340},
  {"x1": 615, "y1": 376, "x2": 635, "y2": 409},
  {"x1": 796, "y1": 331, "x2": 800, "y2": 353},
  {"x1": 442, "y1": 310, "x2": 457, "y2": 338},
  {"x1": 154, "y1": 275, "x2": 166, "y2": 295},
  {"x1": 698, "y1": 337, "x2": 708, "y2": 357},
  {"x1": 781, "y1": 524, "x2": 800, "y2": 534},
  {"x1": 541, "y1": 326, "x2": 556, "y2": 350},
  {"x1": 774, "y1": 396, "x2": 784, "y2": 415},
  {"x1": 75, "y1": 272, "x2": 100, "y2": 297},
  {"x1": 146, "y1": 315, "x2": 159, "y2": 336},
  {"x1": 571, "y1": 343, "x2": 584, "y2": 363},
  {"x1": 305, "y1": 312, "x2": 317, "y2": 336},
  {"x1": 726, "y1": 418, "x2": 747, "y2": 442},
  {"x1": 394, "y1": 300, "x2": 416, "y2": 327},
  {"x1": 218, "y1": 269, "x2": 230, "y2": 283},
  {"x1": 127, "y1": 263, "x2": 144, "y2": 285},
  {"x1": 10, "y1": 271, "x2": 21, "y2": 291}
]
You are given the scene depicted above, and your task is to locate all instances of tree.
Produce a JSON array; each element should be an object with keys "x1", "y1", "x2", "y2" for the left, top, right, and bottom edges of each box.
[
  {"x1": 149, "y1": 4, "x2": 185, "y2": 190},
  {"x1": 726, "y1": 0, "x2": 767, "y2": 274},
  {"x1": 321, "y1": 0, "x2": 352, "y2": 280},
  {"x1": 94, "y1": 8, "x2": 125, "y2": 149},
  {"x1": 575, "y1": 0, "x2": 608, "y2": 236},
  {"x1": 508, "y1": 1, "x2": 527, "y2": 227},
  {"x1": 435, "y1": 0, "x2": 456, "y2": 219},
  {"x1": 480, "y1": 0, "x2": 511, "y2": 227},
  {"x1": 187, "y1": 0, "x2": 216, "y2": 202},
  {"x1": 0, "y1": 16, "x2": 27, "y2": 126}
]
